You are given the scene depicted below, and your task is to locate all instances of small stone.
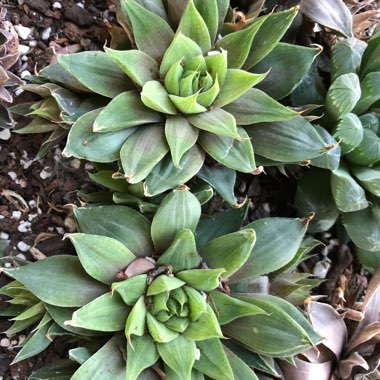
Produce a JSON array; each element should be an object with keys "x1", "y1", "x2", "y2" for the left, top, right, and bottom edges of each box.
[
  {"x1": 14, "y1": 88, "x2": 24, "y2": 97},
  {"x1": 14, "y1": 25, "x2": 32, "y2": 40},
  {"x1": 8, "y1": 171, "x2": 17, "y2": 181},
  {"x1": 21, "y1": 55, "x2": 28, "y2": 62},
  {"x1": 56, "y1": 227, "x2": 65, "y2": 234},
  {"x1": 40, "y1": 166, "x2": 52, "y2": 180},
  {"x1": 19, "y1": 179, "x2": 27, "y2": 188},
  {"x1": 18, "y1": 45, "x2": 30, "y2": 55},
  {"x1": 11, "y1": 340, "x2": 18, "y2": 345},
  {"x1": 18, "y1": 221, "x2": 32, "y2": 233},
  {"x1": 20, "y1": 70, "x2": 32, "y2": 79},
  {"x1": 0, "y1": 232, "x2": 10, "y2": 240},
  {"x1": 28, "y1": 213, "x2": 38, "y2": 222},
  {"x1": 0, "y1": 129, "x2": 11, "y2": 140},
  {"x1": 41, "y1": 27, "x2": 51, "y2": 41},
  {"x1": 52, "y1": 1, "x2": 62, "y2": 9},
  {"x1": 0, "y1": 215, "x2": 5, "y2": 220},
  {"x1": 22, "y1": 160, "x2": 33, "y2": 169},
  {"x1": 12, "y1": 211, "x2": 22, "y2": 219},
  {"x1": 17, "y1": 242, "x2": 30, "y2": 253},
  {"x1": 313, "y1": 260, "x2": 331, "y2": 279},
  {"x1": 29, "y1": 40, "x2": 38, "y2": 47},
  {"x1": 29, "y1": 200, "x2": 37, "y2": 208},
  {"x1": 69, "y1": 158, "x2": 81, "y2": 170},
  {"x1": 64, "y1": 216, "x2": 76, "y2": 232},
  {"x1": 0, "y1": 338, "x2": 10, "y2": 347}
]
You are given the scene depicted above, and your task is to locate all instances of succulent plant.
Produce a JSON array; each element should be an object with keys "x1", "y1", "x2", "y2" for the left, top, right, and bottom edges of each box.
[
  {"x1": 295, "y1": 26, "x2": 380, "y2": 256},
  {"x1": 1, "y1": 187, "x2": 321, "y2": 379}
]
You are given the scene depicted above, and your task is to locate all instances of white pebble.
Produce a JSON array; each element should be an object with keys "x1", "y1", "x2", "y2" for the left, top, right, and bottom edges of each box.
[
  {"x1": 11, "y1": 339, "x2": 18, "y2": 345},
  {"x1": 22, "y1": 160, "x2": 33, "y2": 169},
  {"x1": 0, "y1": 129, "x2": 11, "y2": 140},
  {"x1": 0, "y1": 338, "x2": 10, "y2": 347},
  {"x1": 0, "y1": 215, "x2": 5, "y2": 220},
  {"x1": 40, "y1": 167, "x2": 52, "y2": 180},
  {"x1": 12, "y1": 211, "x2": 22, "y2": 219},
  {"x1": 14, "y1": 25, "x2": 32, "y2": 40},
  {"x1": 14, "y1": 88, "x2": 24, "y2": 97},
  {"x1": 70, "y1": 158, "x2": 81, "y2": 169},
  {"x1": 0, "y1": 232, "x2": 9, "y2": 240},
  {"x1": 52, "y1": 1, "x2": 62, "y2": 9},
  {"x1": 28, "y1": 213, "x2": 38, "y2": 222},
  {"x1": 21, "y1": 55, "x2": 28, "y2": 62},
  {"x1": 37, "y1": 207, "x2": 42, "y2": 215},
  {"x1": 47, "y1": 227, "x2": 54, "y2": 232},
  {"x1": 77, "y1": 2, "x2": 84, "y2": 8},
  {"x1": 29, "y1": 40, "x2": 38, "y2": 47},
  {"x1": 20, "y1": 70, "x2": 32, "y2": 79},
  {"x1": 41, "y1": 27, "x2": 51, "y2": 41},
  {"x1": 18, "y1": 44, "x2": 30, "y2": 55},
  {"x1": 8, "y1": 171, "x2": 17, "y2": 181},
  {"x1": 56, "y1": 227, "x2": 65, "y2": 234},
  {"x1": 195, "y1": 349, "x2": 201, "y2": 360},
  {"x1": 313, "y1": 260, "x2": 331, "y2": 279},
  {"x1": 19, "y1": 179, "x2": 27, "y2": 188},
  {"x1": 18, "y1": 221, "x2": 32, "y2": 233},
  {"x1": 17, "y1": 242, "x2": 30, "y2": 253},
  {"x1": 4, "y1": 263, "x2": 11, "y2": 268}
]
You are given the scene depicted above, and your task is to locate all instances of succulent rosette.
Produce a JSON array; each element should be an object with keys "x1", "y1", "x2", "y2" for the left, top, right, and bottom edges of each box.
[{"x1": 2, "y1": 187, "x2": 320, "y2": 379}]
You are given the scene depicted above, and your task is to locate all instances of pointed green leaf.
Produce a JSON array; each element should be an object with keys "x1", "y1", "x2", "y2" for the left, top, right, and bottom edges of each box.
[
  {"x1": 160, "y1": 33, "x2": 203, "y2": 77},
  {"x1": 252, "y1": 43, "x2": 321, "y2": 100},
  {"x1": 157, "y1": 229, "x2": 200, "y2": 272},
  {"x1": 69, "y1": 233, "x2": 136, "y2": 285},
  {"x1": 144, "y1": 145, "x2": 205, "y2": 196},
  {"x1": 164, "y1": 60, "x2": 184, "y2": 95},
  {"x1": 213, "y1": 69, "x2": 267, "y2": 108},
  {"x1": 121, "y1": 0, "x2": 174, "y2": 60},
  {"x1": 151, "y1": 188, "x2": 201, "y2": 252},
  {"x1": 200, "y1": 229, "x2": 256, "y2": 278},
  {"x1": 3, "y1": 256, "x2": 107, "y2": 307},
  {"x1": 199, "y1": 127, "x2": 256, "y2": 173},
  {"x1": 194, "y1": 338, "x2": 234, "y2": 380},
  {"x1": 63, "y1": 109, "x2": 135, "y2": 163},
  {"x1": 158, "y1": 337, "x2": 196, "y2": 380},
  {"x1": 112, "y1": 275, "x2": 147, "y2": 305},
  {"x1": 197, "y1": 77, "x2": 220, "y2": 108},
  {"x1": 351, "y1": 165, "x2": 380, "y2": 197},
  {"x1": 204, "y1": 50, "x2": 227, "y2": 86},
  {"x1": 243, "y1": 7, "x2": 299, "y2": 69},
  {"x1": 215, "y1": 19, "x2": 265, "y2": 69},
  {"x1": 194, "y1": 0, "x2": 218, "y2": 43},
  {"x1": 147, "y1": 276, "x2": 185, "y2": 296},
  {"x1": 125, "y1": 296, "x2": 147, "y2": 340},
  {"x1": 332, "y1": 113, "x2": 363, "y2": 154},
  {"x1": 230, "y1": 218, "x2": 307, "y2": 282},
  {"x1": 331, "y1": 163, "x2": 368, "y2": 212},
  {"x1": 94, "y1": 91, "x2": 161, "y2": 132},
  {"x1": 326, "y1": 73, "x2": 361, "y2": 120},
  {"x1": 126, "y1": 335, "x2": 159, "y2": 380},
  {"x1": 74, "y1": 205, "x2": 153, "y2": 258},
  {"x1": 184, "y1": 304, "x2": 223, "y2": 340},
  {"x1": 68, "y1": 293, "x2": 129, "y2": 332},
  {"x1": 188, "y1": 108, "x2": 240, "y2": 138},
  {"x1": 12, "y1": 302, "x2": 45, "y2": 321},
  {"x1": 141, "y1": 81, "x2": 177, "y2": 114},
  {"x1": 177, "y1": 0, "x2": 211, "y2": 53},
  {"x1": 169, "y1": 92, "x2": 207, "y2": 114},
  {"x1": 176, "y1": 269, "x2": 224, "y2": 292},
  {"x1": 105, "y1": 48, "x2": 159, "y2": 87},
  {"x1": 345, "y1": 128, "x2": 380, "y2": 166},
  {"x1": 71, "y1": 334, "x2": 126, "y2": 380},
  {"x1": 224, "y1": 88, "x2": 298, "y2": 124},
  {"x1": 147, "y1": 312, "x2": 179, "y2": 343},
  {"x1": 58, "y1": 52, "x2": 133, "y2": 98},
  {"x1": 353, "y1": 72, "x2": 380, "y2": 115},
  {"x1": 165, "y1": 115, "x2": 199, "y2": 168},
  {"x1": 184, "y1": 286, "x2": 207, "y2": 321},
  {"x1": 223, "y1": 345, "x2": 259, "y2": 380}
]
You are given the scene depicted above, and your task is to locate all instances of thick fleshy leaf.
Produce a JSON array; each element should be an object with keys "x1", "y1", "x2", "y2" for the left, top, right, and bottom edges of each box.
[
  {"x1": 126, "y1": 335, "x2": 159, "y2": 380},
  {"x1": 169, "y1": 92, "x2": 207, "y2": 114},
  {"x1": 194, "y1": 0, "x2": 218, "y2": 43},
  {"x1": 194, "y1": 338, "x2": 234, "y2": 380},
  {"x1": 183, "y1": 286, "x2": 207, "y2": 321},
  {"x1": 331, "y1": 163, "x2": 368, "y2": 212},
  {"x1": 158, "y1": 336, "x2": 196, "y2": 380},
  {"x1": 342, "y1": 205, "x2": 380, "y2": 252},
  {"x1": 213, "y1": 69, "x2": 267, "y2": 108},
  {"x1": 160, "y1": 33, "x2": 202, "y2": 77},
  {"x1": 165, "y1": 115, "x2": 199, "y2": 168},
  {"x1": 147, "y1": 312, "x2": 179, "y2": 343},
  {"x1": 177, "y1": 0, "x2": 211, "y2": 53},
  {"x1": 300, "y1": 0, "x2": 353, "y2": 38},
  {"x1": 295, "y1": 168, "x2": 339, "y2": 233},
  {"x1": 246, "y1": 116, "x2": 327, "y2": 162},
  {"x1": 88, "y1": 170, "x2": 129, "y2": 193},
  {"x1": 223, "y1": 345, "x2": 259, "y2": 380},
  {"x1": 224, "y1": 88, "x2": 298, "y2": 124},
  {"x1": 176, "y1": 269, "x2": 225, "y2": 292},
  {"x1": 94, "y1": 91, "x2": 161, "y2": 132},
  {"x1": 141, "y1": 81, "x2": 177, "y2": 114},
  {"x1": 210, "y1": 291, "x2": 266, "y2": 325},
  {"x1": 151, "y1": 187, "x2": 201, "y2": 252},
  {"x1": 352, "y1": 165, "x2": 380, "y2": 197},
  {"x1": 74, "y1": 205, "x2": 153, "y2": 258},
  {"x1": 68, "y1": 293, "x2": 129, "y2": 331},
  {"x1": 157, "y1": 229, "x2": 200, "y2": 272},
  {"x1": 120, "y1": 124, "x2": 169, "y2": 183},
  {"x1": 3, "y1": 256, "x2": 107, "y2": 307},
  {"x1": 252, "y1": 43, "x2": 321, "y2": 100},
  {"x1": 353, "y1": 72, "x2": 380, "y2": 115},
  {"x1": 71, "y1": 334, "x2": 125, "y2": 380},
  {"x1": 147, "y1": 276, "x2": 185, "y2": 296},
  {"x1": 121, "y1": 0, "x2": 174, "y2": 60},
  {"x1": 204, "y1": 50, "x2": 227, "y2": 86},
  {"x1": 112, "y1": 275, "x2": 147, "y2": 305},
  {"x1": 201, "y1": 230, "x2": 256, "y2": 278},
  {"x1": 332, "y1": 113, "x2": 363, "y2": 154},
  {"x1": 345, "y1": 128, "x2": 380, "y2": 166},
  {"x1": 331, "y1": 38, "x2": 366, "y2": 82},
  {"x1": 58, "y1": 52, "x2": 133, "y2": 98},
  {"x1": 105, "y1": 48, "x2": 159, "y2": 87},
  {"x1": 326, "y1": 73, "x2": 361, "y2": 121},
  {"x1": 197, "y1": 165, "x2": 237, "y2": 206},
  {"x1": 230, "y1": 218, "x2": 307, "y2": 282},
  {"x1": 243, "y1": 7, "x2": 299, "y2": 69},
  {"x1": 184, "y1": 304, "x2": 223, "y2": 340},
  {"x1": 63, "y1": 109, "x2": 135, "y2": 163},
  {"x1": 188, "y1": 108, "x2": 240, "y2": 138},
  {"x1": 197, "y1": 77, "x2": 220, "y2": 108},
  {"x1": 69, "y1": 233, "x2": 136, "y2": 285},
  {"x1": 144, "y1": 145, "x2": 205, "y2": 196},
  {"x1": 125, "y1": 296, "x2": 146, "y2": 340},
  {"x1": 199, "y1": 128, "x2": 256, "y2": 173},
  {"x1": 215, "y1": 18, "x2": 264, "y2": 69},
  {"x1": 164, "y1": 60, "x2": 183, "y2": 95}
]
